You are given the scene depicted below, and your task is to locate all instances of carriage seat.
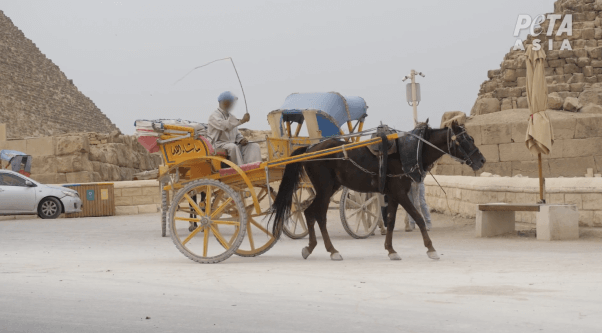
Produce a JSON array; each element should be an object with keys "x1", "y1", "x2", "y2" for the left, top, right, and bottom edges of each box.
[
  {"x1": 218, "y1": 161, "x2": 262, "y2": 176},
  {"x1": 195, "y1": 135, "x2": 228, "y2": 157}
]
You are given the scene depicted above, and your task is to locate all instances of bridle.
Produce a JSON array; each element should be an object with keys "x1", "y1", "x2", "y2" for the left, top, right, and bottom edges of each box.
[
  {"x1": 403, "y1": 125, "x2": 478, "y2": 167},
  {"x1": 446, "y1": 126, "x2": 479, "y2": 166}
]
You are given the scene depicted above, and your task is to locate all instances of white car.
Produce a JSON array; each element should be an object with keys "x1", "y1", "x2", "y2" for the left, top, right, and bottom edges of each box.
[{"x1": 0, "y1": 170, "x2": 83, "y2": 219}]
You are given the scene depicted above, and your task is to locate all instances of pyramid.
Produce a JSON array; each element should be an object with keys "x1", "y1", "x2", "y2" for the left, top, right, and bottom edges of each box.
[
  {"x1": 472, "y1": 0, "x2": 602, "y2": 115},
  {"x1": 0, "y1": 10, "x2": 119, "y2": 139}
]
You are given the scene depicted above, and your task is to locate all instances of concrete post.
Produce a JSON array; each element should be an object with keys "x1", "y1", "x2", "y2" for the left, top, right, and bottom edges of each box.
[
  {"x1": 411, "y1": 70, "x2": 418, "y2": 126},
  {"x1": 476, "y1": 210, "x2": 516, "y2": 237},
  {"x1": 536, "y1": 205, "x2": 579, "y2": 241}
]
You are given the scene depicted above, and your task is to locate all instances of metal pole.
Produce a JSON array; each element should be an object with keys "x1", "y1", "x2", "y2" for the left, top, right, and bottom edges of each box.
[
  {"x1": 403, "y1": 70, "x2": 424, "y2": 126},
  {"x1": 411, "y1": 69, "x2": 418, "y2": 126},
  {"x1": 538, "y1": 153, "x2": 545, "y2": 203}
]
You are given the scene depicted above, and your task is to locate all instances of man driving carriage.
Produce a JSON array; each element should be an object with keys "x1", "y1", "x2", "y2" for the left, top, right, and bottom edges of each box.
[{"x1": 207, "y1": 91, "x2": 262, "y2": 165}]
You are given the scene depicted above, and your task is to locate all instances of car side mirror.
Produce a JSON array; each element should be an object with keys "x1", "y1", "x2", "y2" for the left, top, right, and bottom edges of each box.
[{"x1": 25, "y1": 180, "x2": 36, "y2": 187}]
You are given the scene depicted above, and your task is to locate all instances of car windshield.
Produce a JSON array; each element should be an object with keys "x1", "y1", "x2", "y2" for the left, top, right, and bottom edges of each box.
[{"x1": 0, "y1": 173, "x2": 27, "y2": 186}]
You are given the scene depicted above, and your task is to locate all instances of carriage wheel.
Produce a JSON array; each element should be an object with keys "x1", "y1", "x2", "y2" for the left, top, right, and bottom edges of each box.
[
  {"x1": 169, "y1": 179, "x2": 247, "y2": 264},
  {"x1": 234, "y1": 187, "x2": 282, "y2": 257},
  {"x1": 283, "y1": 185, "x2": 314, "y2": 239},
  {"x1": 161, "y1": 168, "x2": 183, "y2": 237},
  {"x1": 161, "y1": 181, "x2": 168, "y2": 237},
  {"x1": 339, "y1": 188, "x2": 381, "y2": 239}
]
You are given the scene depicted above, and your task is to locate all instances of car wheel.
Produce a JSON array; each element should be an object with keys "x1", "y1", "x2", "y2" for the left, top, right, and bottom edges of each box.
[{"x1": 38, "y1": 197, "x2": 62, "y2": 219}]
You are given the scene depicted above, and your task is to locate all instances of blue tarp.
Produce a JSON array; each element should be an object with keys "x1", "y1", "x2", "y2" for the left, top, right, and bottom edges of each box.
[
  {"x1": 0, "y1": 150, "x2": 28, "y2": 162},
  {"x1": 279, "y1": 92, "x2": 368, "y2": 128}
]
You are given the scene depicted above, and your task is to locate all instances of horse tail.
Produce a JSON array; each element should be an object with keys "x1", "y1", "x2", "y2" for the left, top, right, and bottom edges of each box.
[{"x1": 270, "y1": 146, "x2": 309, "y2": 237}]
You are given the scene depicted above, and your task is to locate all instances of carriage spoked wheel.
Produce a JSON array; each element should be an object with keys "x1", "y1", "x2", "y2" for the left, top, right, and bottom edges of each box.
[
  {"x1": 234, "y1": 187, "x2": 282, "y2": 257},
  {"x1": 339, "y1": 187, "x2": 381, "y2": 239},
  {"x1": 161, "y1": 167, "x2": 183, "y2": 237},
  {"x1": 161, "y1": 181, "x2": 169, "y2": 237},
  {"x1": 283, "y1": 185, "x2": 315, "y2": 239},
  {"x1": 169, "y1": 179, "x2": 246, "y2": 264}
]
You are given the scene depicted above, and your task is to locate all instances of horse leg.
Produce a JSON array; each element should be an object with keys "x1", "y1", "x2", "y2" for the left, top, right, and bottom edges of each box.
[
  {"x1": 312, "y1": 195, "x2": 342, "y2": 260},
  {"x1": 301, "y1": 212, "x2": 318, "y2": 259},
  {"x1": 398, "y1": 193, "x2": 439, "y2": 260},
  {"x1": 316, "y1": 216, "x2": 342, "y2": 260},
  {"x1": 308, "y1": 192, "x2": 341, "y2": 260},
  {"x1": 378, "y1": 194, "x2": 388, "y2": 235},
  {"x1": 384, "y1": 200, "x2": 401, "y2": 260}
]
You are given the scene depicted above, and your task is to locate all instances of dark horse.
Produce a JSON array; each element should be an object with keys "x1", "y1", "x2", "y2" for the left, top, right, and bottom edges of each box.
[{"x1": 271, "y1": 121, "x2": 486, "y2": 261}]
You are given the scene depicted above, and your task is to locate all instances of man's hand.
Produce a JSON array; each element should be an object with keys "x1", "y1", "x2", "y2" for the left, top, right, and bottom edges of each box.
[
  {"x1": 239, "y1": 138, "x2": 249, "y2": 146},
  {"x1": 239, "y1": 113, "x2": 250, "y2": 124}
]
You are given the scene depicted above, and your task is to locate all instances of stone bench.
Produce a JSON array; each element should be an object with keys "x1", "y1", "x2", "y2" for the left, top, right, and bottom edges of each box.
[{"x1": 476, "y1": 203, "x2": 579, "y2": 241}]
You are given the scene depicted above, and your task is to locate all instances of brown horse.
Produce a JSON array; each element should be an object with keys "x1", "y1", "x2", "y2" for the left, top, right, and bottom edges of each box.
[{"x1": 271, "y1": 121, "x2": 486, "y2": 260}]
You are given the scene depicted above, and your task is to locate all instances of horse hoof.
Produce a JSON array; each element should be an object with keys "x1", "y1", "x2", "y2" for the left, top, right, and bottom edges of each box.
[
  {"x1": 188, "y1": 226, "x2": 196, "y2": 232},
  {"x1": 427, "y1": 251, "x2": 440, "y2": 260},
  {"x1": 330, "y1": 252, "x2": 343, "y2": 261},
  {"x1": 380, "y1": 229, "x2": 387, "y2": 235},
  {"x1": 302, "y1": 247, "x2": 311, "y2": 260},
  {"x1": 388, "y1": 253, "x2": 402, "y2": 261}
]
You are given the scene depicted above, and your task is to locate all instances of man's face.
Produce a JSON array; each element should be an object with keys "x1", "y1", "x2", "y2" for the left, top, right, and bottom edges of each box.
[{"x1": 220, "y1": 100, "x2": 235, "y2": 112}]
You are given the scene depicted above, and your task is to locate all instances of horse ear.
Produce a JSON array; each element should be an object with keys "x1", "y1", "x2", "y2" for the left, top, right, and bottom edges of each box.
[{"x1": 425, "y1": 118, "x2": 429, "y2": 124}]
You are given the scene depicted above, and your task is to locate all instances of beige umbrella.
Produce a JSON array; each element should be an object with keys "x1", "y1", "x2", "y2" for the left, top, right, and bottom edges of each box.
[{"x1": 525, "y1": 44, "x2": 554, "y2": 203}]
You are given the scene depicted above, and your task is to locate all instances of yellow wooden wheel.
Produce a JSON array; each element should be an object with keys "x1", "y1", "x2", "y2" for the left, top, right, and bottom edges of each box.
[
  {"x1": 234, "y1": 187, "x2": 282, "y2": 257},
  {"x1": 169, "y1": 179, "x2": 246, "y2": 264}
]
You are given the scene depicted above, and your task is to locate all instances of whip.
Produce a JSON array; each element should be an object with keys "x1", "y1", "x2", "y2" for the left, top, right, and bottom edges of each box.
[{"x1": 174, "y1": 57, "x2": 249, "y2": 114}]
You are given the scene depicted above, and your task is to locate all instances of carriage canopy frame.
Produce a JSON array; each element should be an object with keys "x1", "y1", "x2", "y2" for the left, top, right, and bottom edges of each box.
[{"x1": 267, "y1": 92, "x2": 368, "y2": 139}]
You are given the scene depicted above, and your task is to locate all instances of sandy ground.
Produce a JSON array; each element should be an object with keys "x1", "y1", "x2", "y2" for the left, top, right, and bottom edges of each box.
[{"x1": 1, "y1": 212, "x2": 601, "y2": 333}]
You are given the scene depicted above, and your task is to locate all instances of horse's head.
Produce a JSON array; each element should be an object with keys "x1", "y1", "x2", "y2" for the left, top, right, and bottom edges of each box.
[{"x1": 447, "y1": 121, "x2": 486, "y2": 171}]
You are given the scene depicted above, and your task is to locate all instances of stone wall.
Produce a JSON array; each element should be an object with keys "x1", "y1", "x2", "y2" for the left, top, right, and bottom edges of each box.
[
  {"x1": 113, "y1": 180, "x2": 162, "y2": 216},
  {"x1": 0, "y1": 10, "x2": 119, "y2": 139},
  {"x1": 0, "y1": 132, "x2": 162, "y2": 183},
  {"x1": 472, "y1": 0, "x2": 602, "y2": 116},
  {"x1": 435, "y1": 109, "x2": 602, "y2": 178},
  {"x1": 424, "y1": 175, "x2": 602, "y2": 227}
]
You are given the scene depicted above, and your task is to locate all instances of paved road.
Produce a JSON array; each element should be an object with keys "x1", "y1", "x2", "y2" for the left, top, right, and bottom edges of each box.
[{"x1": 1, "y1": 213, "x2": 601, "y2": 333}]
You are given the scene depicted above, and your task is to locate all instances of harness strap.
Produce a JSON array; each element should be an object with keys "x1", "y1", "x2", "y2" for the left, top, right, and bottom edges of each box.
[{"x1": 403, "y1": 129, "x2": 472, "y2": 165}]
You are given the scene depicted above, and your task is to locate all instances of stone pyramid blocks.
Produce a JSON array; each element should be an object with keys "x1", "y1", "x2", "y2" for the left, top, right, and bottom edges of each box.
[{"x1": 0, "y1": 10, "x2": 119, "y2": 139}]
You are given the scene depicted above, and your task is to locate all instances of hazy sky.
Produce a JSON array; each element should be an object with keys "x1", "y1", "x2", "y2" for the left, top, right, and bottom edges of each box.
[{"x1": 1, "y1": 0, "x2": 554, "y2": 134}]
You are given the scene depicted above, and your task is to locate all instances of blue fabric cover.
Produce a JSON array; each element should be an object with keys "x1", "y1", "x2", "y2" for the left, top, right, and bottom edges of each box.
[
  {"x1": 279, "y1": 92, "x2": 368, "y2": 128},
  {"x1": 0, "y1": 150, "x2": 28, "y2": 162}
]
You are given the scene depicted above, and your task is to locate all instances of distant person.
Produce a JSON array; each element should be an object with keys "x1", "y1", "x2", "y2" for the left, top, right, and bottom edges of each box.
[
  {"x1": 405, "y1": 181, "x2": 432, "y2": 231},
  {"x1": 206, "y1": 91, "x2": 261, "y2": 165}
]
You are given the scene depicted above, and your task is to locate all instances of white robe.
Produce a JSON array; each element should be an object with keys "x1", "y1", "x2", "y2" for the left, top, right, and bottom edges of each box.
[{"x1": 206, "y1": 108, "x2": 262, "y2": 165}]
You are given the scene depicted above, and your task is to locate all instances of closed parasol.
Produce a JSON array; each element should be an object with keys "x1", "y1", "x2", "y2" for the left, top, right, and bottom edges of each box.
[{"x1": 525, "y1": 44, "x2": 554, "y2": 202}]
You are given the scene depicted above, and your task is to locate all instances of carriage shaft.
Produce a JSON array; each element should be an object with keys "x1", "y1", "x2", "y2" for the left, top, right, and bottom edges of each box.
[{"x1": 265, "y1": 132, "x2": 401, "y2": 168}]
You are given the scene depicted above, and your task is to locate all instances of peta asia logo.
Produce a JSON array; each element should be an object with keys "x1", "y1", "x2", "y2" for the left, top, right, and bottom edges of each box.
[{"x1": 513, "y1": 14, "x2": 573, "y2": 51}]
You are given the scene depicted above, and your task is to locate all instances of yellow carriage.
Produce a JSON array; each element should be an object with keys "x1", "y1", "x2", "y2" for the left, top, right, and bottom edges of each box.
[{"x1": 135, "y1": 93, "x2": 388, "y2": 264}]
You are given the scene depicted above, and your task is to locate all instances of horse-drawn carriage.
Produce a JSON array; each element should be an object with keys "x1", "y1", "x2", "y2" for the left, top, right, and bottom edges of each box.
[
  {"x1": 1, "y1": 150, "x2": 32, "y2": 177},
  {"x1": 135, "y1": 92, "x2": 485, "y2": 264}
]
